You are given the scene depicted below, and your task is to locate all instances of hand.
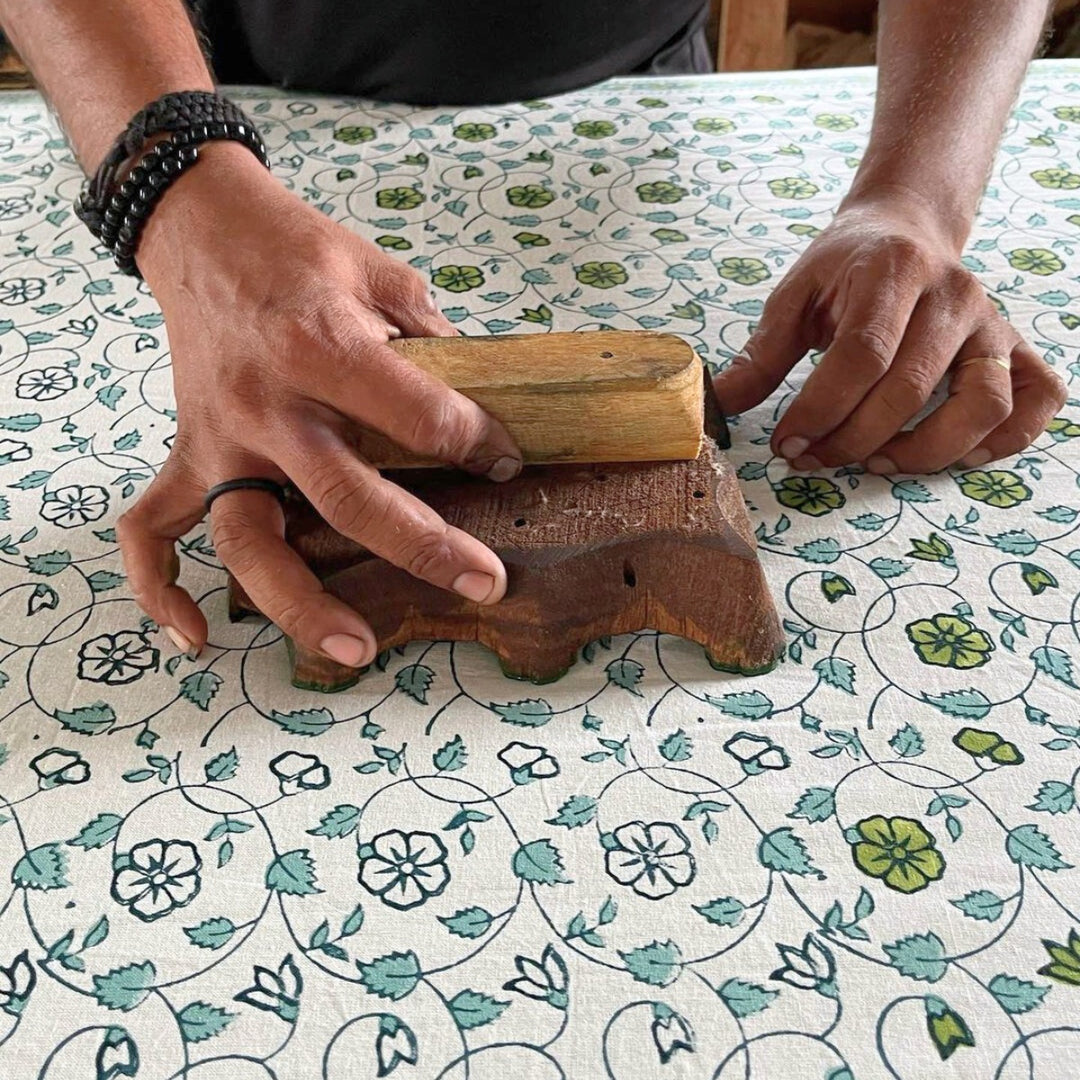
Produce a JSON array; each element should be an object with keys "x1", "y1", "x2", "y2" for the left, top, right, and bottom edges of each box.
[
  {"x1": 118, "y1": 142, "x2": 522, "y2": 665},
  {"x1": 713, "y1": 189, "x2": 1066, "y2": 474}
]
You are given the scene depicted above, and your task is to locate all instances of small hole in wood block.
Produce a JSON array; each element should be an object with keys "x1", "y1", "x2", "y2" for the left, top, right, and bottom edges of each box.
[
  {"x1": 596, "y1": 473, "x2": 608, "y2": 482},
  {"x1": 623, "y1": 563, "x2": 636, "y2": 588},
  {"x1": 514, "y1": 518, "x2": 526, "y2": 527},
  {"x1": 600, "y1": 351, "x2": 613, "y2": 358},
  {"x1": 692, "y1": 490, "x2": 705, "y2": 499}
]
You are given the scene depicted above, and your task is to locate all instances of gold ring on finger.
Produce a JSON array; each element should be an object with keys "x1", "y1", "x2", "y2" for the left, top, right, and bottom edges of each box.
[{"x1": 955, "y1": 354, "x2": 1011, "y2": 373}]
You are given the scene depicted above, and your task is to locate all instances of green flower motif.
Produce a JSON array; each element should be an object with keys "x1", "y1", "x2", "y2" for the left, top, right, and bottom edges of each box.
[
  {"x1": 575, "y1": 261, "x2": 628, "y2": 289},
  {"x1": 692, "y1": 117, "x2": 734, "y2": 134},
  {"x1": 1039, "y1": 928, "x2": 1080, "y2": 985},
  {"x1": 1046, "y1": 417, "x2": 1080, "y2": 442},
  {"x1": 376, "y1": 187, "x2": 425, "y2": 210},
  {"x1": 431, "y1": 264, "x2": 485, "y2": 293},
  {"x1": 768, "y1": 177, "x2": 820, "y2": 200},
  {"x1": 375, "y1": 235, "x2": 412, "y2": 250},
  {"x1": 334, "y1": 125, "x2": 375, "y2": 144},
  {"x1": 851, "y1": 815, "x2": 946, "y2": 894},
  {"x1": 814, "y1": 113, "x2": 857, "y2": 131},
  {"x1": 1053, "y1": 105, "x2": 1080, "y2": 123},
  {"x1": 1007, "y1": 247, "x2": 1065, "y2": 275},
  {"x1": 452, "y1": 122, "x2": 496, "y2": 142},
  {"x1": 1031, "y1": 168, "x2": 1080, "y2": 189},
  {"x1": 636, "y1": 181, "x2": 688, "y2": 204},
  {"x1": 906, "y1": 613, "x2": 994, "y2": 669},
  {"x1": 506, "y1": 184, "x2": 554, "y2": 208},
  {"x1": 774, "y1": 476, "x2": 845, "y2": 516},
  {"x1": 573, "y1": 120, "x2": 617, "y2": 139},
  {"x1": 717, "y1": 256, "x2": 771, "y2": 285},
  {"x1": 956, "y1": 469, "x2": 1032, "y2": 508}
]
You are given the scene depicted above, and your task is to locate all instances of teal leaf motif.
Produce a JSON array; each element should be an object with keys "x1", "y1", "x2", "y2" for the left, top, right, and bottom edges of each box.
[
  {"x1": 204, "y1": 747, "x2": 238, "y2": 782},
  {"x1": 12, "y1": 843, "x2": 69, "y2": 890},
  {"x1": 395, "y1": 664, "x2": 434, "y2": 703},
  {"x1": 619, "y1": 940, "x2": 682, "y2": 987},
  {"x1": 184, "y1": 917, "x2": 237, "y2": 950},
  {"x1": 178, "y1": 1001, "x2": 234, "y2": 1042},
  {"x1": 922, "y1": 689, "x2": 992, "y2": 720},
  {"x1": 491, "y1": 699, "x2": 553, "y2": 726},
  {"x1": 265, "y1": 850, "x2": 322, "y2": 895},
  {"x1": 54, "y1": 702, "x2": 115, "y2": 735},
  {"x1": 883, "y1": 932, "x2": 947, "y2": 982},
  {"x1": 795, "y1": 537, "x2": 841, "y2": 563},
  {"x1": 707, "y1": 690, "x2": 773, "y2": 720},
  {"x1": 26, "y1": 549, "x2": 71, "y2": 575},
  {"x1": 694, "y1": 897, "x2": 745, "y2": 927},
  {"x1": 1005, "y1": 824, "x2": 1072, "y2": 870},
  {"x1": 1028, "y1": 780, "x2": 1075, "y2": 815},
  {"x1": 180, "y1": 671, "x2": 223, "y2": 711},
  {"x1": 758, "y1": 828, "x2": 821, "y2": 877},
  {"x1": 357, "y1": 951, "x2": 421, "y2": 1000},
  {"x1": 307, "y1": 804, "x2": 361, "y2": 839},
  {"x1": 889, "y1": 723, "x2": 925, "y2": 757},
  {"x1": 659, "y1": 729, "x2": 692, "y2": 762},
  {"x1": 949, "y1": 890, "x2": 1004, "y2": 922},
  {"x1": 605, "y1": 659, "x2": 644, "y2": 695},
  {"x1": 448, "y1": 989, "x2": 509, "y2": 1029},
  {"x1": 439, "y1": 907, "x2": 493, "y2": 939},
  {"x1": 545, "y1": 795, "x2": 598, "y2": 828},
  {"x1": 92, "y1": 961, "x2": 156, "y2": 1011},
  {"x1": 434, "y1": 734, "x2": 467, "y2": 771},
  {"x1": 82, "y1": 916, "x2": 109, "y2": 950},
  {"x1": 788, "y1": 787, "x2": 835, "y2": 824},
  {"x1": 1031, "y1": 646, "x2": 1078, "y2": 688},
  {"x1": 814, "y1": 657, "x2": 855, "y2": 694},
  {"x1": 512, "y1": 839, "x2": 571, "y2": 885},
  {"x1": 987, "y1": 974, "x2": 1049, "y2": 1014},
  {"x1": 68, "y1": 813, "x2": 123, "y2": 849},
  {"x1": 269, "y1": 708, "x2": 334, "y2": 737},
  {"x1": 87, "y1": 570, "x2": 125, "y2": 592},
  {"x1": 718, "y1": 978, "x2": 778, "y2": 1018}
]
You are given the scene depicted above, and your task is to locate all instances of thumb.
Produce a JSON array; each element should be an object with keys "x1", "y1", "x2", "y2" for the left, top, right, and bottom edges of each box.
[{"x1": 713, "y1": 280, "x2": 811, "y2": 415}]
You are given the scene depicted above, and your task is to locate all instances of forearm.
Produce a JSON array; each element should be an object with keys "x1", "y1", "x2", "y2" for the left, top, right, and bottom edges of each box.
[
  {"x1": 844, "y1": 0, "x2": 1053, "y2": 251},
  {"x1": 0, "y1": 0, "x2": 213, "y2": 172}
]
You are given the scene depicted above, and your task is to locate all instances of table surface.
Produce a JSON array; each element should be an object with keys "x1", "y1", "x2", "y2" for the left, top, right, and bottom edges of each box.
[{"x1": 0, "y1": 63, "x2": 1078, "y2": 1080}]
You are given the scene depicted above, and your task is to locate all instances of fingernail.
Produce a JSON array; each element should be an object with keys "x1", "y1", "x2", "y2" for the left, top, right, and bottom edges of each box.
[
  {"x1": 960, "y1": 447, "x2": 992, "y2": 467},
  {"x1": 164, "y1": 625, "x2": 196, "y2": 657},
  {"x1": 779, "y1": 436, "x2": 809, "y2": 460},
  {"x1": 487, "y1": 456, "x2": 522, "y2": 483},
  {"x1": 866, "y1": 455, "x2": 897, "y2": 475},
  {"x1": 320, "y1": 633, "x2": 373, "y2": 668},
  {"x1": 792, "y1": 454, "x2": 822, "y2": 471},
  {"x1": 452, "y1": 570, "x2": 497, "y2": 603}
]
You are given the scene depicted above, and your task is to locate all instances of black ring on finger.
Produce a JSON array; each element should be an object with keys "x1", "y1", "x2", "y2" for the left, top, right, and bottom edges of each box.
[{"x1": 204, "y1": 477, "x2": 288, "y2": 514}]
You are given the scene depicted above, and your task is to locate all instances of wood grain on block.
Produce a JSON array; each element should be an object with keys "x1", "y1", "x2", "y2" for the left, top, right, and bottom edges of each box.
[
  {"x1": 350, "y1": 330, "x2": 704, "y2": 468},
  {"x1": 229, "y1": 434, "x2": 785, "y2": 689}
]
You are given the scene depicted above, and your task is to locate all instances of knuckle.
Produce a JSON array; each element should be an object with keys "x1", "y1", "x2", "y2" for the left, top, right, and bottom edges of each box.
[
  {"x1": 210, "y1": 507, "x2": 258, "y2": 573},
  {"x1": 396, "y1": 526, "x2": 456, "y2": 580},
  {"x1": 887, "y1": 364, "x2": 936, "y2": 408},
  {"x1": 838, "y1": 327, "x2": 895, "y2": 375},
  {"x1": 313, "y1": 466, "x2": 381, "y2": 538},
  {"x1": 1044, "y1": 368, "x2": 1068, "y2": 411},
  {"x1": 978, "y1": 383, "x2": 1013, "y2": 425},
  {"x1": 884, "y1": 236, "x2": 930, "y2": 279},
  {"x1": 407, "y1": 396, "x2": 478, "y2": 462}
]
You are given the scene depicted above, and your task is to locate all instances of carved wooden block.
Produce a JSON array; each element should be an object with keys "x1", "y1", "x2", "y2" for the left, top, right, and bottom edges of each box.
[{"x1": 228, "y1": 384, "x2": 785, "y2": 688}]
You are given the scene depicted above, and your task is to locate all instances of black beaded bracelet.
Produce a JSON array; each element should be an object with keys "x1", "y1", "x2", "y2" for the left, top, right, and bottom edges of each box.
[{"x1": 74, "y1": 90, "x2": 270, "y2": 276}]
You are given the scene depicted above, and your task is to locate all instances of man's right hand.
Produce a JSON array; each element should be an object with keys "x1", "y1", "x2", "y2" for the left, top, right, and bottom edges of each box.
[{"x1": 118, "y1": 141, "x2": 522, "y2": 667}]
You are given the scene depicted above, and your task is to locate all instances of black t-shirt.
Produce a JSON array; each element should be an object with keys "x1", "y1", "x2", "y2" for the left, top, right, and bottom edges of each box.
[{"x1": 197, "y1": 1, "x2": 711, "y2": 104}]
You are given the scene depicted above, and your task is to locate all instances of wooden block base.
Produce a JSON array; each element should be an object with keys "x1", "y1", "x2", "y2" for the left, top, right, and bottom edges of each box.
[{"x1": 227, "y1": 424, "x2": 785, "y2": 689}]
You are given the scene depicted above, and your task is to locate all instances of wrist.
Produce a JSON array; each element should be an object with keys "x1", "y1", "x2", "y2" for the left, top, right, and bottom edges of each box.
[
  {"x1": 137, "y1": 139, "x2": 275, "y2": 287},
  {"x1": 837, "y1": 178, "x2": 972, "y2": 257}
]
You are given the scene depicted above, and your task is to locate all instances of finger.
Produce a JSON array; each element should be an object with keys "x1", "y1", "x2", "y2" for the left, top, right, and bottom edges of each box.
[
  {"x1": 363, "y1": 254, "x2": 459, "y2": 338},
  {"x1": 865, "y1": 332, "x2": 1015, "y2": 474},
  {"x1": 711, "y1": 277, "x2": 813, "y2": 415},
  {"x1": 287, "y1": 426, "x2": 508, "y2": 604},
  {"x1": 312, "y1": 328, "x2": 522, "y2": 482},
  {"x1": 116, "y1": 456, "x2": 208, "y2": 656},
  {"x1": 803, "y1": 291, "x2": 977, "y2": 468},
  {"x1": 958, "y1": 341, "x2": 1067, "y2": 466},
  {"x1": 210, "y1": 488, "x2": 378, "y2": 668},
  {"x1": 771, "y1": 259, "x2": 924, "y2": 462}
]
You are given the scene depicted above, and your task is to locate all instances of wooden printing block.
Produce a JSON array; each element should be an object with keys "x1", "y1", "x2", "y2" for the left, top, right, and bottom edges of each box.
[{"x1": 227, "y1": 378, "x2": 785, "y2": 689}]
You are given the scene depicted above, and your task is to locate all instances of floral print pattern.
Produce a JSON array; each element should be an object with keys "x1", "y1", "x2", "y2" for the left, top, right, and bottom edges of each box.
[{"x1": 0, "y1": 68, "x2": 1078, "y2": 1078}]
